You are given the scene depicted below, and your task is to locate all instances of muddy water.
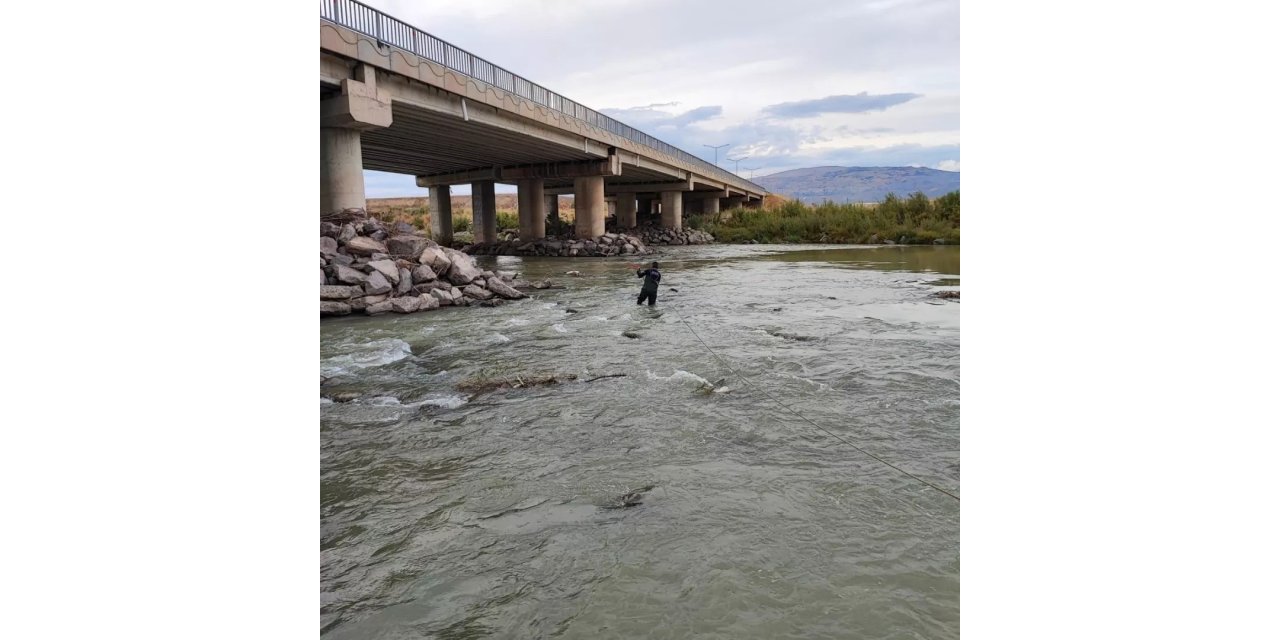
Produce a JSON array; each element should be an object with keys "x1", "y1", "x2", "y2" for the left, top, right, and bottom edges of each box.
[{"x1": 321, "y1": 244, "x2": 959, "y2": 639}]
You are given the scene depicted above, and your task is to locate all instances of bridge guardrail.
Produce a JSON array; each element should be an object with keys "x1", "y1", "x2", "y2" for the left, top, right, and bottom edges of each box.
[{"x1": 321, "y1": 0, "x2": 764, "y2": 193}]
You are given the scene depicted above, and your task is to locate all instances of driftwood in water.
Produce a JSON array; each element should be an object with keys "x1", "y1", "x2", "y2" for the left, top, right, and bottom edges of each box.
[{"x1": 457, "y1": 373, "x2": 627, "y2": 394}]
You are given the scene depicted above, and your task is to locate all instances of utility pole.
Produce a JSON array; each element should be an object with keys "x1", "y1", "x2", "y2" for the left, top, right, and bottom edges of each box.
[{"x1": 702, "y1": 143, "x2": 730, "y2": 167}]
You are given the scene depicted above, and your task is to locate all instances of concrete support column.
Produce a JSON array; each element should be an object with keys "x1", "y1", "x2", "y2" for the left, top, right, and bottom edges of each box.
[
  {"x1": 429, "y1": 185, "x2": 453, "y2": 245},
  {"x1": 320, "y1": 64, "x2": 391, "y2": 217},
  {"x1": 517, "y1": 178, "x2": 546, "y2": 241},
  {"x1": 702, "y1": 195, "x2": 721, "y2": 216},
  {"x1": 616, "y1": 194, "x2": 638, "y2": 229},
  {"x1": 320, "y1": 127, "x2": 366, "y2": 215},
  {"x1": 744, "y1": 197, "x2": 763, "y2": 210},
  {"x1": 637, "y1": 197, "x2": 653, "y2": 219},
  {"x1": 471, "y1": 180, "x2": 498, "y2": 243},
  {"x1": 544, "y1": 194, "x2": 560, "y2": 224},
  {"x1": 574, "y1": 176, "x2": 606, "y2": 238},
  {"x1": 725, "y1": 196, "x2": 746, "y2": 209},
  {"x1": 660, "y1": 191, "x2": 683, "y2": 230}
]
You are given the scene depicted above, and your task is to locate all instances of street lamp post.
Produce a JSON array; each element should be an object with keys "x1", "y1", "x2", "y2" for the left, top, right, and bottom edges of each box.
[
  {"x1": 702, "y1": 143, "x2": 730, "y2": 167},
  {"x1": 726, "y1": 156, "x2": 744, "y2": 175}
]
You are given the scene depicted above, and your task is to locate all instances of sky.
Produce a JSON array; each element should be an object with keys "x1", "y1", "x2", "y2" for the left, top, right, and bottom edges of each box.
[{"x1": 357, "y1": 0, "x2": 959, "y2": 197}]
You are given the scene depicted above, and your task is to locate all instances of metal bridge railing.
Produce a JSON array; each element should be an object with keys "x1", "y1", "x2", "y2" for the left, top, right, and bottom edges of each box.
[{"x1": 320, "y1": 0, "x2": 763, "y2": 192}]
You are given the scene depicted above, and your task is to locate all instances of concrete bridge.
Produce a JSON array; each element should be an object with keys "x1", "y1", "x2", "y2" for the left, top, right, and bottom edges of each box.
[{"x1": 320, "y1": 0, "x2": 767, "y2": 245}]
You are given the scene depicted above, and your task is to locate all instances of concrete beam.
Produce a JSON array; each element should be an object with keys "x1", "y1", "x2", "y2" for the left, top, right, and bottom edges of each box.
[
  {"x1": 543, "y1": 177, "x2": 694, "y2": 196},
  {"x1": 500, "y1": 154, "x2": 621, "y2": 180},
  {"x1": 416, "y1": 167, "x2": 498, "y2": 187},
  {"x1": 417, "y1": 156, "x2": 620, "y2": 187},
  {"x1": 320, "y1": 65, "x2": 392, "y2": 130},
  {"x1": 517, "y1": 178, "x2": 546, "y2": 241},
  {"x1": 575, "y1": 176, "x2": 606, "y2": 238},
  {"x1": 472, "y1": 180, "x2": 497, "y2": 243},
  {"x1": 429, "y1": 185, "x2": 453, "y2": 244}
]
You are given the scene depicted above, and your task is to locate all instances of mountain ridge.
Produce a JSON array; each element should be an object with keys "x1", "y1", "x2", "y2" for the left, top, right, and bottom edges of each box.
[{"x1": 756, "y1": 166, "x2": 959, "y2": 204}]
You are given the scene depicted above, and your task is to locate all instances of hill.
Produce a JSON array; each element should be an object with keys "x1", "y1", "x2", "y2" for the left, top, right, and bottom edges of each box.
[{"x1": 756, "y1": 166, "x2": 959, "y2": 204}]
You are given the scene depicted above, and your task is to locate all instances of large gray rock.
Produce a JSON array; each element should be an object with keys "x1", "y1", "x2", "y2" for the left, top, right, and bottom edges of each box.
[
  {"x1": 444, "y1": 251, "x2": 484, "y2": 285},
  {"x1": 387, "y1": 235, "x2": 430, "y2": 260},
  {"x1": 392, "y1": 221, "x2": 417, "y2": 235},
  {"x1": 365, "y1": 300, "x2": 394, "y2": 315},
  {"x1": 419, "y1": 246, "x2": 452, "y2": 272},
  {"x1": 485, "y1": 277, "x2": 527, "y2": 300},
  {"x1": 389, "y1": 296, "x2": 421, "y2": 313},
  {"x1": 417, "y1": 294, "x2": 441, "y2": 311},
  {"x1": 337, "y1": 224, "x2": 357, "y2": 244},
  {"x1": 320, "y1": 236, "x2": 339, "y2": 256},
  {"x1": 321, "y1": 222, "x2": 341, "y2": 238},
  {"x1": 320, "y1": 285, "x2": 359, "y2": 300},
  {"x1": 320, "y1": 268, "x2": 326, "y2": 285},
  {"x1": 430, "y1": 289, "x2": 454, "y2": 306},
  {"x1": 462, "y1": 284, "x2": 494, "y2": 300},
  {"x1": 411, "y1": 264, "x2": 437, "y2": 283},
  {"x1": 413, "y1": 281, "x2": 451, "y2": 295},
  {"x1": 329, "y1": 252, "x2": 354, "y2": 267},
  {"x1": 396, "y1": 268, "x2": 414, "y2": 295},
  {"x1": 320, "y1": 301, "x2": 351, "y2": 316},
  {"x1": 368, "y1": 259, "x2": 400, "y2": 284},
  {"x1": 450, "y1": 287, "x2": 464, "y2": 301},
  {"x1": 363, "y1": 271, "x2": 393, "y2": 295},
  {"x1": 333, "y1": 265, "x2": 367, "y2": 285},
  {"x1": 345, "y1": 236, "x2": 388, "y2": 256}
]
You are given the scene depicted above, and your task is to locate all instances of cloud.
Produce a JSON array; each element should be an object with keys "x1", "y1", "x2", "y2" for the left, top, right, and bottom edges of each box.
[
  {"x1": 936, "y1": 159, "x2": 960, "y2": 172},
  {"x1": 762, "y1": 92, "x2": 923, "y2": 118},
  {"x1": 600, "y1": 104, "x2": 723, "y2": 130}
]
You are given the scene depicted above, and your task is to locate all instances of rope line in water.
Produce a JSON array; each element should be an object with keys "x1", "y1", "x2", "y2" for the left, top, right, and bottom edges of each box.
[{"x1": 666, "y1": 299, "x2": 961, "y2": 503}]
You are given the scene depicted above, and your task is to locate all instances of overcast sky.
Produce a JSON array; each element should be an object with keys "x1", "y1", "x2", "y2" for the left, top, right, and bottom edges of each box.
[{"x1": 357, "y1": 0, "x2": 959, "y2": 197}]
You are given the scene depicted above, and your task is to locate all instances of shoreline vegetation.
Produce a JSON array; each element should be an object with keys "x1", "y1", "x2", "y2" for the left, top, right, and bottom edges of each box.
[
  {"x1": 692, "y1": 191, "x2": 959, "y2": 245},
  {"x1": 364, "y1": 190, "x2": 959, "y2": 246}
]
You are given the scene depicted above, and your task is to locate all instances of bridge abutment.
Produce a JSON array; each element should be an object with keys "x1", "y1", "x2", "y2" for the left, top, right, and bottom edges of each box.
[
  {"x1": 574, "y1": 176, "x2": 606, "y2": 238},
  {"x1": 517, "y1": 178, "x2": 546, "y2": 241}
]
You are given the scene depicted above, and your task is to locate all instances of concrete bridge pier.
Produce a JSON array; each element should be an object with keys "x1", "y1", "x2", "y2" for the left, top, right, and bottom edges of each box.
[
  {"x1": 575, "y1": 176, "x2": 607, "y2": 238},
  {"x1": 319, "y1": 64, "x2": 392, "y2": 216},
  {"x1": 517, "y1": 178, "x2": 546, "y2": 241},
  {"x1": 744, "y1": 197, "x2": 763, "y2": 209},
  {"x1": 616, "y1": 194, "x2": 638, "y2": 229},
  {"x1": 724, "y1": 196, "x2": 746, "y2": 209},
  {"x1": 661, "y1": 191, "x2": 683, "y2": 230},
  {"x1": 320, "y1": 128, "x2": 366, "y2": 215},
  {"x1": 702, "y1": 195, "x2": 721, "y2": 217},
  {"x1": 429, "y1": 185, "x2": 453, "y2": 244},
  {"x1": 544, "y1": 194, "x2": 560, "y2": 225},
  {"x1": 472, "y1": 180, "x2": 498, "y2": 243}
]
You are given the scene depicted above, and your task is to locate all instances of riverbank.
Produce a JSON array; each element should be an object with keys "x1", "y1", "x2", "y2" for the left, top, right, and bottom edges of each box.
[
  {"x1": 695, "y1": 191, "x2": 960, "y2": 245},
  {"x1": 320, "y1": 209, "x2": 539, "y2": 317}
]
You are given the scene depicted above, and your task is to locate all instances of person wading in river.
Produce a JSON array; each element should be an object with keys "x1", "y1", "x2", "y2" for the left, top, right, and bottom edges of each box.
[{"x1": 635, "y1": 261, "x2": 661, "y2": 306}]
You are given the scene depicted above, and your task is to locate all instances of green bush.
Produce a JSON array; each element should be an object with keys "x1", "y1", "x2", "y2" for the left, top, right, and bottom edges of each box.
[
  {"x1": 452, "y1": 216, "x2": 472, "y2": 233},
  {"x1": 496, "y1": 211, "x2": 519, "y2": 231}
]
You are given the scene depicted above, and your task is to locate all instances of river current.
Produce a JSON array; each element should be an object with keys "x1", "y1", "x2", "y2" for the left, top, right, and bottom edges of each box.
[{"x1": 320, "y1": 244, "x2": 960, "y2": 639}]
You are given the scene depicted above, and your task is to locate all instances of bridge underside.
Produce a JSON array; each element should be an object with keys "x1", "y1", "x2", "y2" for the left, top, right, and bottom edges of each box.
[{"x1": 319, "y1": 19, "x2": 765, "y2": 244}]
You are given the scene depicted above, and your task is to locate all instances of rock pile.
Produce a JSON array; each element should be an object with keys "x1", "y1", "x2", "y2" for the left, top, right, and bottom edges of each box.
[
  {"x1": 465, "y1": 231, "x2": 652, "y2": 257},
  {"x1": 320, "y1": 209, "x2": 527, "y2": 317},
  {"x1": 625, "y1": 225, "x2": 715, "y2": 246}
]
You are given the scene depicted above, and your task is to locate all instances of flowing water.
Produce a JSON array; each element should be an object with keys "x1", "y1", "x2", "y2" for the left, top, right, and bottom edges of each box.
[{"x1": 321, "y1": 244, "x2": 960, "y2": 639}]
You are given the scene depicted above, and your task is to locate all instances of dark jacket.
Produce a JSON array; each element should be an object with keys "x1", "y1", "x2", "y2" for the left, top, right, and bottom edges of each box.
[{"x1": 637, "y1": 268, "x2": 661, "y2": 293}]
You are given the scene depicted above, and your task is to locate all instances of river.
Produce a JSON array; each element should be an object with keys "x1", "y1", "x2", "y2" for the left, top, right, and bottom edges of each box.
[{"x1": 321, "y1": 244, "x2": 960, "y2": 639}]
